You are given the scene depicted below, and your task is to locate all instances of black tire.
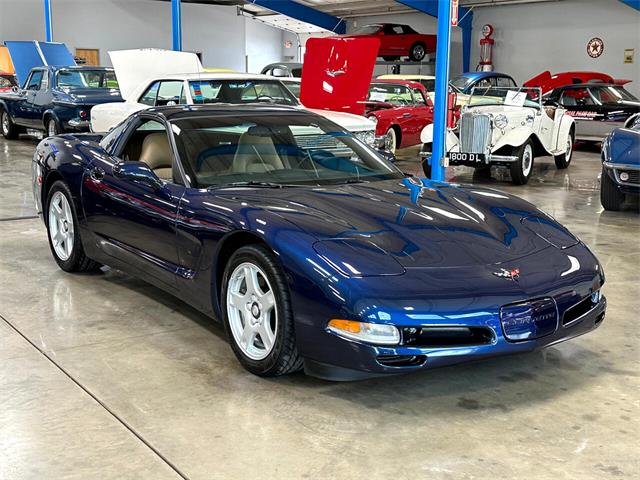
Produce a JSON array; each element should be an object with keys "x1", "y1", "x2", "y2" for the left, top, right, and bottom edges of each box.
[
  {"x1": 600, "y1": 167, "x2": 624, "y2": 211},
  {"x1": 409, "y1": 42, "x2": 427, "y2": 61},
  {"x1": 221, "y1": 244, "x2": 303, "y2": 377},
  {"x1": 510, "y1": 139, "x2": 535, "y2": 185},
  {"x1": 421, "y1": 143, "x2": 432, "y2": 178},
  {"x1": 473, "y1": 165, "x2": 492, "y2": 179},
  {"x1": 46, "y1": 180, "x2": 102, "y2": 272},
  {"x1": 382, "y1": 56, "x2": 399, "y2": 61},
  {"x1": 1, "y1": 109, "x2": 19, "y2": 140},
  {"x1": 46, "y1": 117, "x2": 61, "y2": 137},
  {"x1": 554, "y1": 129, "x2": 574, "y2": 169}
]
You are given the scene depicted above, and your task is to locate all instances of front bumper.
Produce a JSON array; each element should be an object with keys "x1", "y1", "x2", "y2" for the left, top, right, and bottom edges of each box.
[
  {"x1": 603, "y1": 161, "x2": 640, "y2": 194},
  {"x1": 302, "y1": 294, "x2": 606, "y2": 381}
]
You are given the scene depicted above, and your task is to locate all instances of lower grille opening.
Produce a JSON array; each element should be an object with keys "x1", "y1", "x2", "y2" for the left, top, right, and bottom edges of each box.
[
  {"x1": 401, "y1": 327, "x2": 494, "y2": 348},
  {"x1": 563, "y1": 295, "x2": 598, "y2": 326},
  {"x1": 377, "y1": 355, "x2": 426, "y2": 368}
]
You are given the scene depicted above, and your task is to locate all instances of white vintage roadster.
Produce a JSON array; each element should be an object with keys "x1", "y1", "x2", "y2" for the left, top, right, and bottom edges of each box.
[{"x1": 420, "y1": 87, "x2": 575, "y2": 185}]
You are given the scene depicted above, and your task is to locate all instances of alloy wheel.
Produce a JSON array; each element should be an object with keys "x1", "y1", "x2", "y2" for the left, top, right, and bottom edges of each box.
[
  {"x1": 412, "y1": 45, "x2": 425, "y2": 60},
  {"x1": 48, "y1": 119, "x2": 57, "y2": 137},
  {"x1": 48, "y1": 191, "x2": 75, "y2": 261},
  {"x1": 226, "y1": 262, "x2": 277, "y2": 361}
]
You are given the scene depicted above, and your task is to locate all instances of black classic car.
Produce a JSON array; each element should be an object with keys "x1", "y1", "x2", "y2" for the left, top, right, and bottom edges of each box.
[
  {"x1": 543, "y1": 83, "x2": 640, "y2": 142},
  {"x1": 0, "y1": 65, "x2": 122, "y2": 139}
]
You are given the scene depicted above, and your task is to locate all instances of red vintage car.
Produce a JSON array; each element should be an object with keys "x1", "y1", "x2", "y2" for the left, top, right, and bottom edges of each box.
[
  {"x1": 524, "y1": 71, "x2": 631, "y2": 95},
  {"x1": 0, "y1": 72, "x2": 17, "y2": 92},
  {"x1": 365, "y1": 80, "x2": 434, "y2": 153},
  {"x1": 343, "y1": 23, "x2": 436, "y2": 62}
]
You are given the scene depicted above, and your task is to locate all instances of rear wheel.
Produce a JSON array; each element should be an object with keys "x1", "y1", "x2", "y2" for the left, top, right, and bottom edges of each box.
[
  {"x1": 222, "y1": 244, "x2": 302, "y2": 377},
  {"x1": 554, "y1": 130, "x2": 574, "y2": 169},
  {"x1": 409, "y1": 42, "x2": 427, "y2": 61},
  {"x1": 46, "y1": 181, "x2": 101, "y2": 272},
  {"x1": 510, "y1": 140, "x2": 534, "y2": 185},
  {"x1": 600, "y1": 167, "x2": 624, "y2": 211},
  {"x1": 46, "y1": 117, "x2": 60, "y2": 137},
  {"x1": 1, "y1": 109, "x2": 19, "y2": 139}
]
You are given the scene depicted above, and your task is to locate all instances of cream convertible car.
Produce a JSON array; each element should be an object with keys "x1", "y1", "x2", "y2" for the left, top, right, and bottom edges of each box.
[{"x1": 420, "y1": 87, "x2": 575, "y2": 185}]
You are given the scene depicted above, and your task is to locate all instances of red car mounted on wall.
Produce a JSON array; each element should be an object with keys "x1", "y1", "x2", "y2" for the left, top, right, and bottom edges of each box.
[{"x1": 343, "y1": 23, "x2": 437, "y2": 62}]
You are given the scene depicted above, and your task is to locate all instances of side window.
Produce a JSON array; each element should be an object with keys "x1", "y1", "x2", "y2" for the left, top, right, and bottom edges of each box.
[
  {"x1": 560, "y1": 88, "x2": 594, "y2": 106},
  {"x1": 156, "y1": 81, "x2": 184, "y2": 106},
  {"x1": 412, "y1": 88, "x2": 427, "y2": 106},
  {"x1": 139, "y1": 81, "x2": 160, "y2": 106},
  {"x1": 271, "y1": 68, "x2": 288, "y2": 77},
  {"x1": 117, "y1": 118, "x2": 174, "y2": 181},
  {"x1": 476, "y1": 78, "x2": 492, "y2": 89},
  {"x1": 495, "y1": 76, "x2": 516, "y2": 88},
  {"x1": 26, "y1": 71, "x2": 44, "y2": 90}
]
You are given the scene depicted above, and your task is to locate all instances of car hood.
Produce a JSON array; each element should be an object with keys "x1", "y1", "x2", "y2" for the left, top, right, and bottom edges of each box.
[
  {"x1": 235, "y1": 178, "x2": 577, "y2": 269},
  {"x1": 109, "y1": 48, "x2": 204, "y2": 101},
  {"x1": 306, "y1": 108, "x2": 374, "y2": 132}
]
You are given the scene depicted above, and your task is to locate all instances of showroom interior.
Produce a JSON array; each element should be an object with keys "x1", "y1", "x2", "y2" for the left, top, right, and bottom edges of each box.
[{"x1": 0, "y1": 0, "x2": 638, "y2": 478}]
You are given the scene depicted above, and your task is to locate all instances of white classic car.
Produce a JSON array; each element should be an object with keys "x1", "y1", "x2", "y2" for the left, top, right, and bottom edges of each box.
[
  {"x1": 420, "y1": 86, "x2": 575, "y2": 185},
  {"x1": 90, "y1": 49, "x2": 376, "y2": 147}
]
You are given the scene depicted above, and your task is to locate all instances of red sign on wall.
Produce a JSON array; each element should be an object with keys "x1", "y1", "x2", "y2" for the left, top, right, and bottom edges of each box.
[{"x1": 451, "y1": 0, "x2": 459, "y2": 26}]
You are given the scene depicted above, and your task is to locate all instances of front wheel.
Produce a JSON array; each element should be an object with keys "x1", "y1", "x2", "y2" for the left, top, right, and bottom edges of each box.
[
  {"x1": 385, "y1": 127, "x2": 397, "y2": 154},
  {"x1": 1, "y1": 109, "x2": 19, "y2": 139},
  {"x1": 46, "y1": 181, "x2": 101, "y2": 272},
  {"x1": 554, "y1": 130, "x2": 574, "y2": 169},
  {"x1": 600, "y1": 167, "x2": 624, "y2": 211},
  {"x1": 222, "y1": 244, "x2": 303, "y2": 377},
  {"x1": 409, "y1": 43, "x2": 427, "y2": 61},
  {"x1": 510, "y1": 140, "x2": 534, "y2": 185},
  {"x1": 421, "y1": 143, "x2": 432, "y2": 178}
]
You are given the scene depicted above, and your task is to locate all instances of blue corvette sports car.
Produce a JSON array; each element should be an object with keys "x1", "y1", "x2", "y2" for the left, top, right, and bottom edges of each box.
[
  {"x1": 601, "y1": 114, "x2": 640, "y2": 211},
  {"x1": 32, "y1": 105, "x2": 606, "y2": 380}
]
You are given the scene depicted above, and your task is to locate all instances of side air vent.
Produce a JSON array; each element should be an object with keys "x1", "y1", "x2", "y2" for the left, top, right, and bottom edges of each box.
[{"x1": 377, "y1": 355, "x2": 426, "y2": 368}]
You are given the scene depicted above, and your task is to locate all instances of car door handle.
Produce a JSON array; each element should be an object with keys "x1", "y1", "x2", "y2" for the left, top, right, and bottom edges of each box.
[
  {"x1": 403, "y1": 113, "x2": 412, "y2": 118},
  {"x1": 90, "y1": 167, "x2": 105, "y2": 180}
]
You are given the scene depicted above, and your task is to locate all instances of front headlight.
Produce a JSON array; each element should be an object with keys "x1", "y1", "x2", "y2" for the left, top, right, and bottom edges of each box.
[
  {"x1": 355, "y1": 129, "x2": 376, "y2": 146},
  {"x1": 367, "y1": 115, "x2": 378, "y2": 126},
  {"x1": 328, "y1": 319, "x2": 400, "y2": 345},
  {"x1": 494, "y1": 114, "x2": 508, "y2": 130}
]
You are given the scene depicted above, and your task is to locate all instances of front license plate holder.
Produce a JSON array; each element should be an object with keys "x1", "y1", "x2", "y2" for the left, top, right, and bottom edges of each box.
[{"x1": 448, "y1": 152, "x2": 486, "y2": 166}]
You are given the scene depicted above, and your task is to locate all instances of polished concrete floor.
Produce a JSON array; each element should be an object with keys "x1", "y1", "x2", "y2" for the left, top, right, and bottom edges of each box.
[{"x1": 1, "y1": 135, "x2": 638, "y2": 480}]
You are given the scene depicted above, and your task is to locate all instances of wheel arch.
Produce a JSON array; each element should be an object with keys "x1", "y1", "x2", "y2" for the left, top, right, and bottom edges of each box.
[
  {"x1": 41, "y1": 170, "x2": 65, "y2": 226},
  {"x1": 212, "y1": 230, "x2": 270, "y2": 313},
  {"x1": 389, "y1": 124, "x2": 402, "y2": 148},
  {"x1": 42, "y1": 109, "x2": 60, "y2": 130}
]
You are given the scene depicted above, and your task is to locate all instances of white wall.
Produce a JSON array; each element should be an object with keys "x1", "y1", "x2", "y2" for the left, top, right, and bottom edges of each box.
[
  {"x1": 0, "y1": 0, "x2": 284, "y2": 72},
  {"x1": 471, "y1": 0, "x2": 640, "y2": 96}
]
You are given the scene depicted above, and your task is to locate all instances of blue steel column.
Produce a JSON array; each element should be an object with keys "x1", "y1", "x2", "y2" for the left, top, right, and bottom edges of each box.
[
  {"x1": 44, "y1": 0, "x2": 53, "y2": 42},
  {"x1": 430, "y1": 0, "x2": 453, "y2": 181},
  {"x1": 172, "y1": 0, "x2": 182, "y2": 51}
]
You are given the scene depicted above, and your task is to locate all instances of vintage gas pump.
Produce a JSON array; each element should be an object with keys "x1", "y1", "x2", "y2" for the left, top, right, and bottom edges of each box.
[{"x1": 478, "y1": 24, "x2": 494, "y2": 72}]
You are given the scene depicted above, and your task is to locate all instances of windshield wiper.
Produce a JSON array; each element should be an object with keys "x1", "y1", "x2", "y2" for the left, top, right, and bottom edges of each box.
[{"x1": 208, "y1": 181, "x2": 301, "y2": 190}]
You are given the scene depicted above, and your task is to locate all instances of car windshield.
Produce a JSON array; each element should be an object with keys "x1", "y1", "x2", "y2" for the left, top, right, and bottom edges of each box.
[
  {"x1": 450, "y1": 75, "x2": 472, "y2": 92},
  {"x1": 282, "y1": 81, "x2": 301, "y2": 98},
  {"x1": 467, "y1": 87, "x2": 541, "y2": 109},
  {"x1": 171, "y1": 113, "x2": 403, "y2": 188},
  {"x1": 56, "y1": 69, "x2": 118, "y2": 89},
  {"x1": 588, "y1": 85, "x2": 639, "y2": 104},
  {"x1": 354, "y1": 25, "x2": 382, "y2": 35},
  {"x1": 368, "y1": 84, "x2": 414, "y2": 106},
  {"x1": 188, "y1": 79, "x2": 299, "y2": 106}
]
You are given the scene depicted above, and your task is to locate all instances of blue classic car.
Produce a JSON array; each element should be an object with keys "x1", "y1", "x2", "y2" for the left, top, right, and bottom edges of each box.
[
  {"x1": 0, "y1": 65, "x2": 121, "y2": 139},
  {"x1": 32, "y1": 105, "x2": 606, "y2": 380},
  {"x1": 600, "y1": 114, "x2": 640, "y2": 211},
  {"x1": 450, "y1": 71, "x2": 517, "y2": 94}
]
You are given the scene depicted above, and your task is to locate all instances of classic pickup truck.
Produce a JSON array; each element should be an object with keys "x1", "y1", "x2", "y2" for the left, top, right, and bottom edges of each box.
[{"x1": 0, "y1": 65, "x2": 121, "y2": 139}]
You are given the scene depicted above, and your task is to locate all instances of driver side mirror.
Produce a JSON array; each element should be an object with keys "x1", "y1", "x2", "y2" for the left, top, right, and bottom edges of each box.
[
  {"x1": 113, "y1": 161, "x2": 164, "y2": 190},
  {"x1": 11, "y1": 85, "x2": 19, "y2": 93}
]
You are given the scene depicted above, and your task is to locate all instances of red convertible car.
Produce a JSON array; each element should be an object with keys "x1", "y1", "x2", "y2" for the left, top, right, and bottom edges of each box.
[
  {"x1": 525, "y1": 71, "x2": 631, "y2": 95},
  {"x1": 365, "y1": 80, "x2": 434, "y2": 153},
  {"x1": 0, "y1": 72, "x2": 17, "y2": 93},
  {"x1": 343, "y1": 23, "x2": 436, "y2": 62}
]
